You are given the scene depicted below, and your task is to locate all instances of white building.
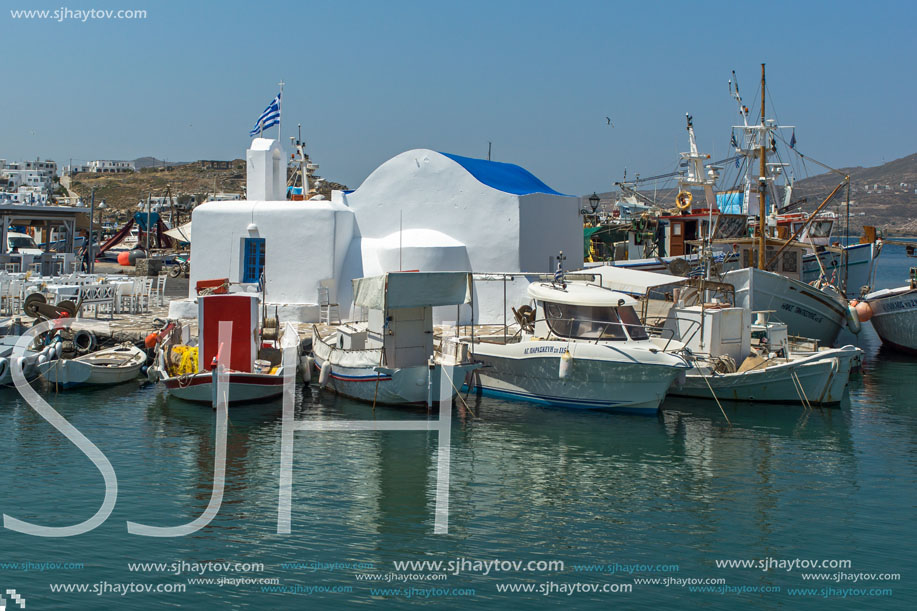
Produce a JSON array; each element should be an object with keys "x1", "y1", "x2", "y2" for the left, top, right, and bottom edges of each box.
[
  {"x1": 176, "y1": 140, "x2": 580, "y2": 324},
  {"x1": 86, "y1": 160, "x2": 135, "y2": 173}
]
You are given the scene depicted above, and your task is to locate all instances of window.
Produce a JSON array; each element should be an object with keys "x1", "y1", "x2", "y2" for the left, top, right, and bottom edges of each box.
[
  {"x1": 542, "y1": 302, "x2": 648, "y2": 341},
  {"x1": 241, "y1": 237, "x2": 265, "y2": 283},
  {"x1": 672, "y1": 223, "x2": 682, "y2": 236}
]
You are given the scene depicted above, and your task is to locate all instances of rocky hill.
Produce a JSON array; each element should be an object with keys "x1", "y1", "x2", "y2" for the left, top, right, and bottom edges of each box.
[
  {"x1": 791, "y1": 153, "x2": 917, "y2": 236},
  {"x1": 65, "y1": 160, "x2": 348, "y2": 222}
]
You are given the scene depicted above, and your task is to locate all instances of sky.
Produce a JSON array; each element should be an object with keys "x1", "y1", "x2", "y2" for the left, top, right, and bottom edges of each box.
[{"x1": 2, "y1": 0, "x2": 916, "y2": 195}]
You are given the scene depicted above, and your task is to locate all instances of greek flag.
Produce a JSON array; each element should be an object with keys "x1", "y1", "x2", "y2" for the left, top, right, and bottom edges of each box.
[
  {"x1": 553, "y1": 261, "x2": 564, "y2": 283},
  {"x1": 258, "y1": 271, "x2": 265, "y2": 294},
  {"x1": 249, "y1": 93, "x2": 281, "y2": 137}
]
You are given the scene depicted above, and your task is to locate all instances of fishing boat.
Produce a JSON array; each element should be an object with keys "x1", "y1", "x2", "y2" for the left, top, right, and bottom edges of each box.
[
  {"x1": 660, "y1": 303, "x2": 861, "y2": 405},
  {"x1": 148, "y1": 293, "x2": 290, "y2": 404},
  {"x1": 723, "y1": 262, "x2": 857, "y2": 347},
  {"x1": 38, "y1": 343, "x2": 145, "y2": 388},
  {"x1": 860, "y1": 256, "x2": 917, "y2": 354},
  {"x1": 311, "y1": 271, "x2": 479, "y2": 406},
  {"x1": 462, "y1": 280, "x2": 690, "y2": 413}
]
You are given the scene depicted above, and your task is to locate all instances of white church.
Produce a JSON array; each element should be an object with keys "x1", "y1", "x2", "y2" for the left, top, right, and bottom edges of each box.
[{"x1": 172, "y1": 138, "x2": 582, "y2": 323}]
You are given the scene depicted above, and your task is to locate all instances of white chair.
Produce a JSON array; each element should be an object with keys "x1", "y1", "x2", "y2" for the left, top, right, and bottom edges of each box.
[
  {"x1": 77, "y1": 284, "x2": 115, "y2": 319},
  {"x1": 318, "y1": 279, "x2": 340, "y2": 324},
  {"x1": 155, "y1": 274, "x2": 168, "y2": 306}
]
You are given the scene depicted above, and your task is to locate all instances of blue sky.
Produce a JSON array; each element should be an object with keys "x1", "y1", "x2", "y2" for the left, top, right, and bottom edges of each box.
[{"x1": 3, "y1": 0, "x2": 915, "y2": 194}]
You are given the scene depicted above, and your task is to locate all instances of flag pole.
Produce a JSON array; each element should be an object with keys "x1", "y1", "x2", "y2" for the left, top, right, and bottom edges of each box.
[{"x1": 277, "y1": 80, "x2": 285, "y2": 145}]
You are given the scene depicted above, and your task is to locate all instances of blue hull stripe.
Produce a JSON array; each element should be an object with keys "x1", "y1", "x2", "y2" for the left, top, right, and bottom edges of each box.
[{"x1": 465, "y1": 384, "x2": 658, "y2": 414}]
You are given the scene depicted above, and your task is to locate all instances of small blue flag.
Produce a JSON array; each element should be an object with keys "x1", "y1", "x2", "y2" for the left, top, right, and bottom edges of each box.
[{"x1": 790, "y1": 129, "x2": 797, "y2": 149}]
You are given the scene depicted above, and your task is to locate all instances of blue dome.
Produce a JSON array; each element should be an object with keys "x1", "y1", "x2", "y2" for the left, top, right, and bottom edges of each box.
[{"x1": 439, "y1": 152, "x2": 569, "y2": 197}]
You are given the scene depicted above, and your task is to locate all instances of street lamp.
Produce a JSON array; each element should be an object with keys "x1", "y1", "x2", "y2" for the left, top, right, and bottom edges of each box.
[{"x1": 588, "y1": 192, "x2": 600, "y2": 225}]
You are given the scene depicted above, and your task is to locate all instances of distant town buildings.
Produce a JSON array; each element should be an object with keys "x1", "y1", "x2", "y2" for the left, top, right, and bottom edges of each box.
[{"x1": 0, "y1": 158, "x2": 58, "y2": 191}]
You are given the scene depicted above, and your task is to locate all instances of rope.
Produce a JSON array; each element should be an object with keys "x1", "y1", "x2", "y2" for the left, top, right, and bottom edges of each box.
[{"x1": 699, "y1": 366, "x2": 731, "y2": 426}]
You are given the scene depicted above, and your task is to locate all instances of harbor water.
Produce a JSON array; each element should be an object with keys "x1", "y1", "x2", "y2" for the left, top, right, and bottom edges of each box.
[{"x1": 1, "y1": 245, "x2": 915, "y2": 609}]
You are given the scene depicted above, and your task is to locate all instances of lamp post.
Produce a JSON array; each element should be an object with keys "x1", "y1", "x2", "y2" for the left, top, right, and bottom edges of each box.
[{"x1": 588, "y1": 192, "x2": 600, "y2": 226}]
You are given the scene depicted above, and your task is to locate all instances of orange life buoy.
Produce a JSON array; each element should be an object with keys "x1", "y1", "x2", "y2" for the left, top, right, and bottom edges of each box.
[{"x1": 676, "y1": 191, "x2": 693, "y2": 210}]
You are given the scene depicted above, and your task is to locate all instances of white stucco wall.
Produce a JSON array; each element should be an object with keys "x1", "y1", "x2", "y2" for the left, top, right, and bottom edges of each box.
[
  {"x1": 189, "y1": 199, "x2": 355, "y2": 310},
  {"x1": 336, "y1": 149, "x2": 580, "y2": 323}
]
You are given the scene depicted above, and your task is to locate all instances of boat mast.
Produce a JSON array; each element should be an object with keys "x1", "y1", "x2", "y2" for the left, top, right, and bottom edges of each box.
[{"x1": 757, "y1": 63, "x2": 767, "y2": 270}]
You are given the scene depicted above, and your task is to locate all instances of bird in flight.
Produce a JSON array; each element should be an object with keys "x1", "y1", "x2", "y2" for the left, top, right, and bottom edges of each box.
[{"x1": 606, "y1": 117, "x2": 614, "y2": 127}]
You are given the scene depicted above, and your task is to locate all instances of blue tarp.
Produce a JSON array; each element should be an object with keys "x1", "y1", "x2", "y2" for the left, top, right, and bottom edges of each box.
[
  {"x1": 439, "y1": 152, "x2": 569, "y2": 197},
  {"x1": 716, "y1": 191, "x2": 745, "y2": 214},
  {"x1": 134, "y1": 212, "x2": 160, "y2": 230}
]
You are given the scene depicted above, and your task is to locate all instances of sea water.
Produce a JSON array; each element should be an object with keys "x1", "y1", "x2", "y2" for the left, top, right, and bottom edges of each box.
[{"x1": 0, "y1": 244, "x2": 915, "y2": 609}]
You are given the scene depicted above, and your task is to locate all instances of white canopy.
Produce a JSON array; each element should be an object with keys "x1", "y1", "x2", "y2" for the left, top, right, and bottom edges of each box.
[
  {"x1": 164, "y1": 221, "x2": 192, "y2": 243},
  {"x1": 528, "y1": 282, "x2": 638, "y2": 307},
  {"x1": 584, "y1": 265, "x2": 687, "y2": 296},
  {"x1": 352, "y1": 271, "x2": 472, "y2": 310}
]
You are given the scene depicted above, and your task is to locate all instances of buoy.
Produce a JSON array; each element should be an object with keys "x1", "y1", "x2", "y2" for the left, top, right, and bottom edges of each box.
[
  {"x1": 128, "y1": 248, "x2": 146, "y2": 265},
  {"x1": 300, "y1": 355, "x2": 313, "y2": 384},
  {"x1": 74, "y1": 329, "x2": 97, "y2": 354},
  {"x1": 845, "y1": 303, "x2": 862, "y2": 335},
  {"x1": 854, "y1": 300, "x2": 873, "y2": 322},
  {"x1": 676, "y1": 191, "x2": 693, "y2": 210},
  {"x1": 144, "y1": 332, "x2": 160, "y2": 349},
  {"x1": 54, "y1": 341, "x2": 64, "y2": 358},
  {"x1": 0, "y1": 358, "x2": 8, "y2": 380},
  {"x1": 318, "y1": 360, "x2": 332, "y2": 387},
  {"x1": 117, "y1": 251, "x2": 131, "y2": 266},
  {"x1": 146, "y1": 366, "x2": 161, "y2": 383},
  {"x1": 558, "y1": 349, "x2": 573, "y2": 379},
  {"x1": 37, "y1": 354, "x2": 47, "y2": 365}
]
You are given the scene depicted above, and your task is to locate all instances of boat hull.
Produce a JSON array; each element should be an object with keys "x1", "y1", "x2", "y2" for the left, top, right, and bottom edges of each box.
[
  {"x1": 466, "y1": 340, "x2": 688, "y2": 414},
  {"x1": 311, "y1": 342, "x2": 473, "y2": 405},
  {"x1": 865, "y1": 286, "x2": 917, "y2": 353},
  {"x1": 725, "y1": 267, "x2": 848, "y2": 347},
  {"x1": 802, "y1": 242, "x2": 878, "y2": 299},
  {"x1": 162, "y1": 370, "x2": 285, "y2": 404},
  {"x1": 670, "y1": 346, "x2": 860, "y2": 405},
  {"x1": 40, "y1": 360, "x2": 143, "y2": 388}
]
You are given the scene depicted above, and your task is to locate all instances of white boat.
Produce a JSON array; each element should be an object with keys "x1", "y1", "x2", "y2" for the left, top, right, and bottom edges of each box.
[
  {"x1": 38, "y1": 344, "x2": 146, "y2": 388},
  {"x1": 0, "y1": 328, "x2": 55, "y2": 385},
  {"x1": 723, "y1": 266, "x2": 856, "y2": 347},
  {"x1": 463, "y1": 281, "x2": 690, "y2": 414},
  {"x1": 312, "y1": 271, "x2": 479, "y2": 406},
  {"x1": 149, "y1": 293, "x2": 290, "y2": 404},
  {"x1": 659, "y1": 305, "x2": 861, "y2": 405},
  {"x1": 862, "y1": 277, "x2": 917, "y2": 354}
]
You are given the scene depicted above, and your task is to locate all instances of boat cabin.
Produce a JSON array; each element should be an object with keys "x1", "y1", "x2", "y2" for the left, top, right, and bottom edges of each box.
[
  {"x1": 527, "y1": 282, "x2": 649, "y2": 342},
  {"x1": 660, "y1": 210, "x2": 748, "y2": 257},
  {"x1": 351, "y1": 271, "x2": 472, "y2": 368}
]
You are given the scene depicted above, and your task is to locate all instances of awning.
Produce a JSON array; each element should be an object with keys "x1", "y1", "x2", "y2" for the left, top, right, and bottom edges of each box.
[
  {"x1": 164, "y1": 221, "x2": 192, "y2": 243},
  {"x1": 352, "y1": 271, "x2": 472, "y2": 310}
]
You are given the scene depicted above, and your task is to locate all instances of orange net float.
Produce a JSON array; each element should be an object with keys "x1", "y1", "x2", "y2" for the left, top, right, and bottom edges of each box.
[{"x1": 117, "y1": 251, "x2": 131, "y2": 266}]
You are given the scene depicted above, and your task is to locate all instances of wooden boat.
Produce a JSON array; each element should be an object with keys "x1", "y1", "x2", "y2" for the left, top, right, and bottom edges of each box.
[
  {"x1": 861, "y1": 260, "x2": 917, "y2": 354},
  {"x1": 312, "y1": 272, "x2": 479, "y2": 406},
  {"x1": 38, "y1": 344, "x2": 145, "y2": 389},
  {"x1": 148, "y1": 293, "x2": 289, "y2": 404}
]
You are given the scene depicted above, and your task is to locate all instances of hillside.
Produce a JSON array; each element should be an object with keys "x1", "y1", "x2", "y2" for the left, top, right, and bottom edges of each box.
[
  {"x1": 65, "y1": 160, "x2": 348, "y2": 222},
  {"x1": 791, "y1": 153, "x2": 917, "y2": 236}
]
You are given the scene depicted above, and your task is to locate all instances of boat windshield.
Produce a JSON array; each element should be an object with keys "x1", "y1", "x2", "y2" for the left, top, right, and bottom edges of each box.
[
  {"x1": 808, "y1": 220, "x2": 833, "y2": 238},
  {"x1": 543, "y1": 302, "x2": 648, "y2": 341}
]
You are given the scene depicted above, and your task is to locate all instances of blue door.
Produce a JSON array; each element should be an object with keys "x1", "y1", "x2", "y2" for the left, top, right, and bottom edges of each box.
[{"x1": 241, "y1": 238, "x2": 265, "y2": 283}]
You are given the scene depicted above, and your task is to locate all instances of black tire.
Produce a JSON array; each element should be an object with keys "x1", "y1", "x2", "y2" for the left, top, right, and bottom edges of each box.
[
  {"x1": 169, "y1": 264, "x2": 182, "y2": 278},
  {"x1": 73, "y1": 329, "x2": 97, "y2": 354},
  {"x1": 23, "y1": 292, "x2": 47, "y2": 317}
]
